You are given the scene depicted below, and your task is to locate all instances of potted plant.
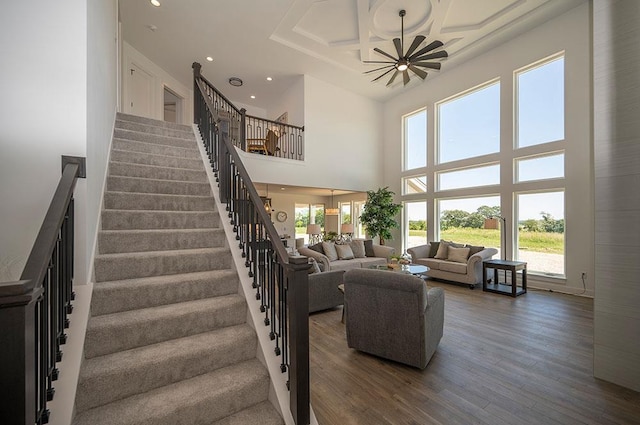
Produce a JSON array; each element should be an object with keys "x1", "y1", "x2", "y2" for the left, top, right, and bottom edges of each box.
[{"x1": 360, "y1": 187, "x2": 402, "y2": 245}]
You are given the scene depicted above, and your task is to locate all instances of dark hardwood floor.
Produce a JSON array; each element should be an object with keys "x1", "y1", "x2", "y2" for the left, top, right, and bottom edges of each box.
[{"x1": 309, "y1": 280, "x2": 640, "y2": 425}]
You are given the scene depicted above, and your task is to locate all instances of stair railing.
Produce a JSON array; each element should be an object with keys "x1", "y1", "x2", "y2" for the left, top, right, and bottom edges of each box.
[
  {"x1": 0, "y1": 156, "x2": 85, "y2": 425},
  {"x1": 193, "y1": 63, "x2": 310, "y2": 425},
  {"x1": 193, "y1": 63, "x2": 304, "y2": 161}
]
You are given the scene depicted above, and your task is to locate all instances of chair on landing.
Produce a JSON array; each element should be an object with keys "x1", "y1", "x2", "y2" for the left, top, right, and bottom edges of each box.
[
  {"x1": 343, "y1": 268, "x2": 444, "y2": 369},
  {"x1": 246, "y1": 129, "x2": 281, "y2": 156}
]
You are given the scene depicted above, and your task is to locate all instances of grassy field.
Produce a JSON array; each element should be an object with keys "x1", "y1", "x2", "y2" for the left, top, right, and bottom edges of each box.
[{"x1": 297, "y1": 227, "x2": 564, "y2": 254}]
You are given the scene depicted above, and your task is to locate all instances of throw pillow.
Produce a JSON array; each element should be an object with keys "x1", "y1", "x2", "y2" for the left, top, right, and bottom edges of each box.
[
  {"x1": 428, "y1": 241, "x2": 440, "y2": 258},
  {"x1": 322, "y1": 241, "x2": 339, "y2": 261},
  {"x1": 443, "y1": 239, "x2": 465, "y2": 248},
  {"x1": 363, "y1": 239, "x2": 376, "y2": 257},
  {"x1": 350, "y1": 240, "x2": 366, "y2": 258},
  {"x1": 335, "y1": 244, "x2": 355, "y2": 260},
  {"x1": 308, "y1": 257, "x2": 322, "y2": 274},
  {"x1": 448, "y1": 246, "x2": 471, "y2": 263},
  {"x1": 466, "y1": 244, "x2": 485, "y2": 257},
  {"x1": 308, "y1": 243, "x2": 324, "y2": 254},
  {"x1": 434, "y1": 241, "x2": 449, "y2": 259}
]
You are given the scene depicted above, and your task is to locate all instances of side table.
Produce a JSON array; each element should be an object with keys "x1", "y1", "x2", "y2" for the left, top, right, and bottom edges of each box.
[{"x1": 482, "y1": 259, "x2": 527, "y2": 297}]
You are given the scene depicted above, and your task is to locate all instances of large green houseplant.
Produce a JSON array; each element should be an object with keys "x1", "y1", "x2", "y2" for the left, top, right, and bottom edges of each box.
[{"x1": 360, "y1": 187, "x2": 402, "y2": 245}]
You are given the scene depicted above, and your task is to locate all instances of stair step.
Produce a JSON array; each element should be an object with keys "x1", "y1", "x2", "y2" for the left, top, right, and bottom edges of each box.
[
  {"x1": 73, "y1": 359, "x2": 269, "y2": 425},
  {"x1": 212, "y1": 401, "x2": 284, "y2": 425},
  {"x1": 114, "y1": 128, "x2": 195, "y2": 149},
  {"x1": 104, "y1": 191, "x2": 215, "y2": 211},
  {"x1": 91, "y1": 270, "x2": 239, "y2": 315},
  {"x1": 94, "y1": 247, "x2": 231, "y2": 282},
  {"x1": 84, "y1": 294, "x2": 246, "y2": 358},
  {"x1": 101, "y1": 209, "x2": 219, "y2": 230},
  {"x1": 112, "y1": 138, "x2": 200, "y2": 159},
  {"x1": 107, "y1": 176, "x2": 211, "y2": 196},
  {"x1": 116, "y1": 112, "x2": 193, "y2": 132},
  {"x1": 76, "y1": 324, "x2": 257, "y2": 412},
  {"x1": 109, "y1": 161, "x2": 208, "y2": 182},
  {"x1": 116, "y1": 119, "x2": 196, "y2": 139},
  {"x1": 111, "y1": 149, "x2": 204, "y2": 170},
  {"x1": 99, "y1": 228, "x2": 225, "y2": 254}
]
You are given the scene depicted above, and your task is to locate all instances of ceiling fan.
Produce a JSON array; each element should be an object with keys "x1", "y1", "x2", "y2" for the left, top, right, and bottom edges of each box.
[{"x1": 364, "y1": 9, "x2": 448, "y2": 87}]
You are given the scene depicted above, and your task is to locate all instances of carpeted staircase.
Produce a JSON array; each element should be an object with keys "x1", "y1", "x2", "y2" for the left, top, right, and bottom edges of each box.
[{"x1": 73, "y1": 113, "x2": 283, "y2": 425}]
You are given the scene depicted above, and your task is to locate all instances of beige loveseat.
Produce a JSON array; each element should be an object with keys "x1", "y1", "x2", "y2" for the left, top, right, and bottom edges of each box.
[
  {"x1": 408, "y1": 241, "x2": 497, "y2": 289},
  {"x1": 298, "y1": 239, "x2": 395, "y2": 272}
]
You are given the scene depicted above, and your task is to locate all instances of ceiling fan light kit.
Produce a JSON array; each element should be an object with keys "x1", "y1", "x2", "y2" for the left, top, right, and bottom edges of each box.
[{"x1": 364, "y1": 9, "x2": 448, "y2": 87}]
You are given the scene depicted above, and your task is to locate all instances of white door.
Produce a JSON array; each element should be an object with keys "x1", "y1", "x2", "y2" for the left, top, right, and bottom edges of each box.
[{"x1": 127, "y1": 63, "x2": 153, "y2": 118}]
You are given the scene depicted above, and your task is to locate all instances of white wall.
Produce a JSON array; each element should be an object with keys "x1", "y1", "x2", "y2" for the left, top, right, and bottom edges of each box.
[
  {"x1": 242, "y1": 76, "x2": 383, "y2": 192},
  {"x1": 593, "y1": 0, "x2": 640, "y2": 392},
  {"x1": 87, "y1": 0, "x2": 119, "y2": 283},
  {"x1": 381, "y1": 4, "x2": 593, "y2": 295},
  {"x1": 0, "y1": 1, "x2": 88, "y2": 283},
  {"x1": 267, "y1": 76, "x2": 304, "y2": 126},
  {"x1": 122, "y1": 42, "x2": 193, "y2": 124}
]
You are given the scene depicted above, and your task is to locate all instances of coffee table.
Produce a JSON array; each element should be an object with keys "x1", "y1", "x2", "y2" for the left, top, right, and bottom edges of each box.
[{"x1": 368, "y1": 264, "x2": 429, "y2": 276}]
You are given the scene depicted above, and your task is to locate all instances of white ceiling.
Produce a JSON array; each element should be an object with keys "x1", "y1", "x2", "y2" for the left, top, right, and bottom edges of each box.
[{"x1": 120, "y1": 0, "x2": 585, "y2": 110}]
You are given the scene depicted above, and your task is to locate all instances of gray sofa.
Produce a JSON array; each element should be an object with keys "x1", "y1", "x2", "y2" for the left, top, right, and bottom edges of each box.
[
  {"x1": 299, "y1": 240, "x2": 395, "y2": 272},
  {"x1": 343, "y1": 268, "x2": 444, "y2": 369},
  {"x1": 308, "y1": 269, "x2": 345, "y2": 313},
  {"x1": 408, "y1": 242, "x2": 498, "y2": 288}
]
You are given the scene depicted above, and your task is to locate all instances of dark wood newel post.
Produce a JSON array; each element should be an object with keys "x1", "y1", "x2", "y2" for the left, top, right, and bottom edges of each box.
[
  {"x1": 240, "y1": 108, "x2": 247, "y2": 151},
  {"x1": 286, "y1": 256, "x2": 311, "y2": 425},
  {"x1": 192, "y1": 62, "x2": 201, "y2": 124}
]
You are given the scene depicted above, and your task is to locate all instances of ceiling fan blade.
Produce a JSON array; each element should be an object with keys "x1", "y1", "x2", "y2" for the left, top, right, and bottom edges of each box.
[
  {"x1": 364, "y1": 65, "x2": 395, "y2": 74},
  {"x1": 409, "y1": 65, "x2": 428, "y2": 79},
  {"x1": 403, "y1": 70, "x2": 410, "y2": 86},
  {"x1": 372, "y1": 67, "x2": 396, "y2": 83},
  {"x1": 363, "y1": 60, "x2": 396, "y2": 64},
  {"x1": 393, "y1": 38, "x2": 403, "y2": 58},
  {"x1": 413, "y1": 61, "x2": 442, "y2": 70},
  {"x1": 386, "y1": 70, "x2": 400, "y2": 86},
  {"x1": 412, "y1": 50, "x2": 448, "y2": 62},
  {"x1": 408, "y1": 40, "x2": 444, "y2": 60},
  {"x1": 405, "y1": 35, "x2": 426, "y2": 58},
  {"x1": 373, "y1": 47, "x2": 398, "y2": 61}
]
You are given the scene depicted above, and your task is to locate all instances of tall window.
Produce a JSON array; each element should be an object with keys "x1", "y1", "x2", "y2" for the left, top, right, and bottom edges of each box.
[
  {"x1": 405, "y1": 201, "x2": 427, "y2": 249},
  {"x1": 403, "y1": 109, "x2": 427, "y2": 170},
  {"x1": 437, "y1": 164, "x2": 500, "y2": 191},
  {"x1": 294, "y1": 203, "x2": 325, "y2": 244},
  {"x1": 438, "y1": 196, "x2": 501, "y2": 255},
  {"x1": 515, "y1": 152, "x2": 564, "y2": 182},
  {"x1": 516, "y1": 55, "x2": 564, "y2": 148},
  {"x1": 438, "y1": 81, "x2": 500, "y2": 164},
  {"x1": 516, "y1": 192, "x2": 564, "y2": 275}
]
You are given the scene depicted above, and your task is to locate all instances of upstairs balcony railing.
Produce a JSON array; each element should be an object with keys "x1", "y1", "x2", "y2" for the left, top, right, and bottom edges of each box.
[
  {"x1": 193, "y1": 63, "x2": 311, "y2": 425},
  {"x1": 194, "y1": 64, "x2": 305, "y2": 161},
  {"x1": 0, "y1": 156, "x2": 85, "y2": 425}
]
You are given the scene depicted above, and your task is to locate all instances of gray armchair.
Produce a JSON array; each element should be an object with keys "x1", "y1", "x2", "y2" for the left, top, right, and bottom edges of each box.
[
  {"x1": 308, "y1": 269, "x2": 345, "y2": 313},
  {"x1": 343, "y1": 268, "x2": 444, "y2": 369}
]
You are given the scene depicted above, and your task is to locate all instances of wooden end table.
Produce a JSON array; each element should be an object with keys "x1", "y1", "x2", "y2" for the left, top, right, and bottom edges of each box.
[{"x1": 482, "y1": 259, "x2": 527, "y2": 297}]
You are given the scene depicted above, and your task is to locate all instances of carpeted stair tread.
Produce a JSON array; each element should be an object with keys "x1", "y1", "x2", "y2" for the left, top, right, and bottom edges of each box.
[
  {"x1": 73, "y1": 359, "x2": 269, "y2": 425},
  {"x1": 107, "y1": 175, "x2": 212, "y2": 196},
  {"x1": 99, "y1": 228, "x2": 224, "y2": 254},
  {"x1": 117, "y1": 112, "x2": 193, "y2": 132},
  {"x1": 111, "y1": 149, "x2": 205, "y2": 170},
  {"x1": 76, "y1": 324, "x2": 257, "y2": 412},
  {"x1": 84, "y1": 294, "x2": 246, "y2": 358},
  {"x1": 211, "y1": 401, "x2": 284, "y2": 425},
  {"x1": 109, "y1": 161, "x2": 208, "y2": 182},
  {"x1": 91, "y1": 270, "x2": 239, "y2": 315},
  {"x1": 101, "y1": 209, "x2": 219, "y2": 230},
  {"x1": 114, "y1": 128, "x2": 196, "y2": 149},
  {"x1": 104, "y1": 191, "x2": 215, "y2": 211},
  {"x1": 94, "y1": 247, "x2": 231, "y2": 282},
  {"x1": 116, "y1": 120, "x2": 196, "y2": 139},
  {"x1": 113, "y1": 138, "x2": 200, "y2": 158}
]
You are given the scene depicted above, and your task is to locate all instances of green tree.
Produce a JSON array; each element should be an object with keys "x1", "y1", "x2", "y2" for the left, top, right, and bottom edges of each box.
[
  {"x1": 360, "y1": 187, "x2": 402, "y2": 245},
  {"x1": 440, "y1": 209, "x2": 469, "y2": 230}
]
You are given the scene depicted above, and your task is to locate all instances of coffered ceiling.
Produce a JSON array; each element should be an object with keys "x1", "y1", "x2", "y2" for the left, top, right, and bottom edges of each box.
[{"x1": 120, "y1": 0, "x2": 585, "y2": 108}]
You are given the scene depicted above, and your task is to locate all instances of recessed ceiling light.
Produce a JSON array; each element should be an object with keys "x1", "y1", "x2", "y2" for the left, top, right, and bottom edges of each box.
[
  {"x1": 146, "y1": 24, "x2": 158, "y2": 32},
  {"x1": 150, "y1": 0, "x2": 160, "y2": 6},
  {"x1": 266, "y1": 77, "x2": 273, "y2": 81},
  {"x1": 206, "y1": 56, "x2": 213, "y2": 62},
  {"x1": 228, "y1": 77, "x2": 243, "y2": 87},
  {"x1": 250, "y1": 95, "x2": 256, "y2": 99}
]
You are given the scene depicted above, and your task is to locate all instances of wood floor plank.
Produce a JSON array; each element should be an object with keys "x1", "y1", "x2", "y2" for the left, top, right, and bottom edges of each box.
[{"x1": 309, "y1": 281, "x2": 640, "y2": 425}]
